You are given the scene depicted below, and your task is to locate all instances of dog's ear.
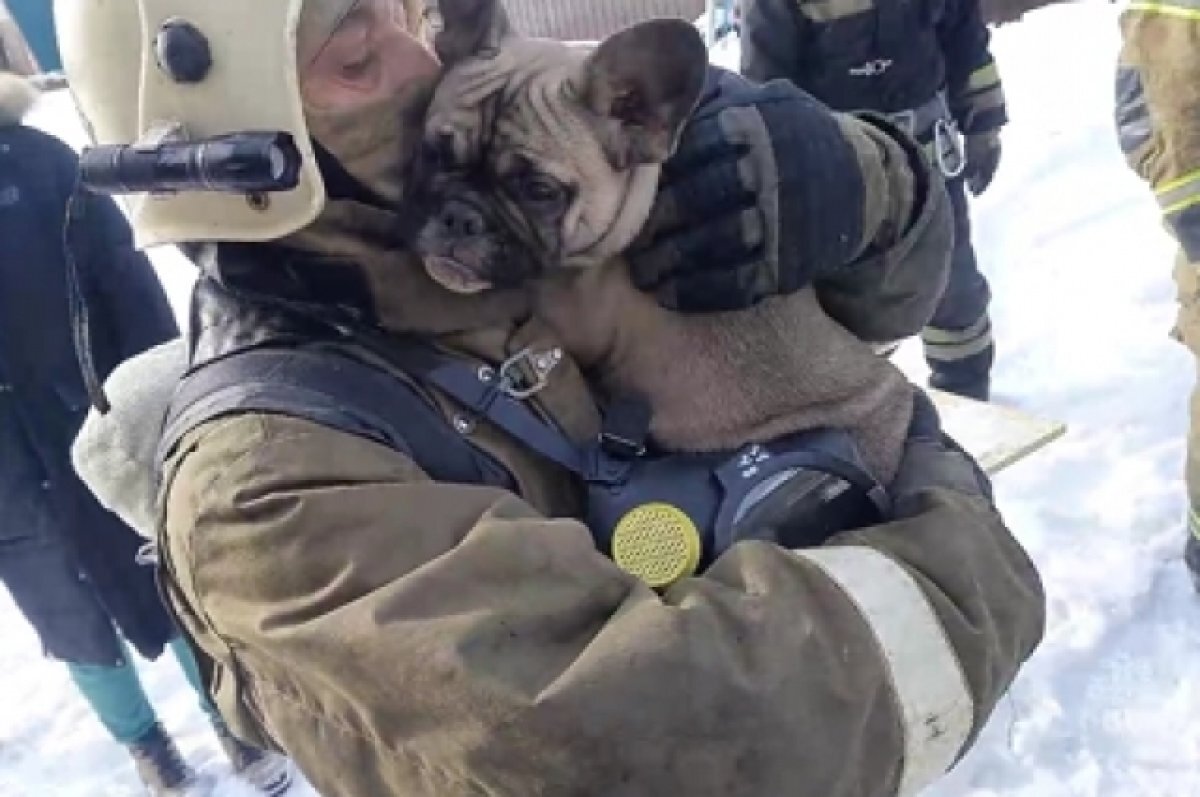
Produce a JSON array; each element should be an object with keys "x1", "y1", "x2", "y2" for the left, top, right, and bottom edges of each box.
[
  {"x1": 576, "y1": 19, "x2": 708, "y2": 169},
  {"x1": 431, "y1": 0, "x2": 512, "y2": 67}
]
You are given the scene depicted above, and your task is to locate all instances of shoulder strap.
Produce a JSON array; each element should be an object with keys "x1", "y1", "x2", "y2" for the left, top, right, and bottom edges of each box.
[
  {"x1": 350, "y1": 331, "x2": 637, "y2": 485},
  {"x1": 158, "y1": 345, "x2": 514, "y2": 490}
]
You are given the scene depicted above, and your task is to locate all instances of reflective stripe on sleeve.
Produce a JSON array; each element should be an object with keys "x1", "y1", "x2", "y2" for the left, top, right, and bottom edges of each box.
[{"x1": 795, "y1": 546, "x2": 974, "y2": 797}]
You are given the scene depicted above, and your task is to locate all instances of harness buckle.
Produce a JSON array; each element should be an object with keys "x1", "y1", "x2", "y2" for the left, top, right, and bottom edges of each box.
[
  {"x1": 495, "y1": 346, "x2": 562, "y2": 399},
  {"x1": 600, "y1": 431, "x2": 647, "y2": 460},
  {"x1": 932, "y1": 118, "x2": 967, "y2": 180}
]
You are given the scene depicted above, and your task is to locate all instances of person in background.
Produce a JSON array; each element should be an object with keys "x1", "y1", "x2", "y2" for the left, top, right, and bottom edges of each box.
[
  {"x1": 1117, "y1": 0, "x2": 1200, "y2": 590},
  {"x1": 742, "y1": 0, "x2": 1006, "y2": 400},
  {"x1": 0, "y1": 69, "x2": 295, "y2": 796}
]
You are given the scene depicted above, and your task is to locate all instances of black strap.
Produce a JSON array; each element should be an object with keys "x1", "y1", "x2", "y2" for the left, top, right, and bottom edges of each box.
[
  {"x1": 600, "y1": 396, "x2": 652, "y2": 459},
  {"x1": 159, "y1": 346, "x2": 513, "y2": 490},
  {"x1": 63, "y1": 184, "x2": 112, "y2": 413},
  {"x1": 163, "y1": 291, "x2": 630, "y2": 488},
  {"x1": 311, "y1": 140, "x2": 391, "y2": 210},
  {"x1": 349, "y1": 331, "x2": 623, "y2": 482}
]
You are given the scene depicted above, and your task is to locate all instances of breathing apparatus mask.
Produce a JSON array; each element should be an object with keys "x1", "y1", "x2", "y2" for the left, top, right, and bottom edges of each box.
[
  {"x1": 584, "y1": 422, "x2": 892, "y2": 589},
  {"x1": 377, "y1": 347, "x2": 894, "y2": 591}
]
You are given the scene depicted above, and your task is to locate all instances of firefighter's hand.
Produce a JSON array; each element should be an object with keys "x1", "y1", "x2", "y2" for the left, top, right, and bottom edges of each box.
[
  {"x1": 965, "y1": 132, "x2": 1002, "y2": 196},
  {"x1": 889, "y1": 390, "x2": 994, "y2": 519},
  {"x1": 626, "y1": 69, "x2": 868, "y2": 313}
]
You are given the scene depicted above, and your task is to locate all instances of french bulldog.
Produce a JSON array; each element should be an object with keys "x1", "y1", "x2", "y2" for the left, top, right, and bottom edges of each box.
[{"x1": 410, "y1": 0, "x2": 915, "y2": 484}]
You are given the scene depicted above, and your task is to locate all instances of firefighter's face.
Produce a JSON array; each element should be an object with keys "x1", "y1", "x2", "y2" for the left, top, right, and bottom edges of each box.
[{"x1": 299, "y1": 0, "x2": 440, "y2": 113}]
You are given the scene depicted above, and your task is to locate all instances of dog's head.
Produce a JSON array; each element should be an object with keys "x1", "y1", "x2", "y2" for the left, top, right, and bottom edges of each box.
[{"x1": 410, "y1": 0, "x2": 708, "y2": 294}]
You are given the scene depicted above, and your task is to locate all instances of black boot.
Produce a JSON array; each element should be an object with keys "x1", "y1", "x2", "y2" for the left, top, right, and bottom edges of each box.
[
  {"x1": 923, "y1": 317, "x2": 994, "y2": 402},
  {"x1": 1186, "y1": 533, "x2": 1200, "y2": 593},
  {"x1": 127, "y1": 723, "x2": 208, "y2": 796},
  {"x1": 213, "y1": 720, "x2": 296, "y2": 796},
  {"x1": 929, "y1": 369, "x2": 991, "y2": 402}
]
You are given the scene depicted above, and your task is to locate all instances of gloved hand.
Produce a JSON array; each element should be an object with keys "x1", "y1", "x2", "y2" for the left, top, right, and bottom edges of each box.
[
  {"x1": 964, "y1": 132, "x2": 1002, "y2": 196},
  {"x1": 889, "y1": 390, "x2": 994, "y2": 519},
  {"x1": 626, "y1": 69, "x2": 871, "y2": 313}
]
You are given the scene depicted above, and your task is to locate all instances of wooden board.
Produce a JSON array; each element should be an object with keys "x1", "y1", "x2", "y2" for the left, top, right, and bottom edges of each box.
[{"x1": 928, "y1": 389, "x2": 1067, "y2": 475}]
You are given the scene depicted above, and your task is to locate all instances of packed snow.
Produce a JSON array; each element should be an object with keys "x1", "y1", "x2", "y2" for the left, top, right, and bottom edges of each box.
[{"x1": 3, "y1": 4, "x2": 1199, "y2": 795}]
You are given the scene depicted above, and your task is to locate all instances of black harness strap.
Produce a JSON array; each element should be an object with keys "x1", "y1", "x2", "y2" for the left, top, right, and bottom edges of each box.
[
  {"x1": 368, "y1": 342, "x2": 592, "y2": 475},
  {"x1": 158, "y1": 345, "x2": 514, "y2": 490}
]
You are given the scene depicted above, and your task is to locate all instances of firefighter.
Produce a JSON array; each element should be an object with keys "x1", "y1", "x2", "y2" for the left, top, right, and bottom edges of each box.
[
  {"x1": 742, "y1": 0, "x2": 1006, "y2": 400},
  {"x1": 1116, "y1": 0, "x2": 1200, "y2": 588}
]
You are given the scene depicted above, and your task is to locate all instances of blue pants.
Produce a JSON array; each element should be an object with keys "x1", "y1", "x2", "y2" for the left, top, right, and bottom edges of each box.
[
  {"x1": 67, "y1": 637, "x2": 220, "y2": 746},
  {"x1": 921, "y1": 177, "x2": 994, "y2": 385},
  {"x1": 0, "y1": 538, "x2": 218, "y2": 745}
]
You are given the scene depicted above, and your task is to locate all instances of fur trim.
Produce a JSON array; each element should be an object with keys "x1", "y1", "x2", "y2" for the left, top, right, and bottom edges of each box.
[{"x1": 0, "y1": 71, "x2": 38, "y2": 127}]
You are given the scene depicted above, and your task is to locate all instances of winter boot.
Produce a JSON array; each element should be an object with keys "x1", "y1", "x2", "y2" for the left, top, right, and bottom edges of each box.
[
  {"x1": 1186, "y1": 532, "x2": 1200, "y2": 593},
  {"x1": 127, "y1": 723, "x2": 209, "y2": 796},
  {"x1": 929, "y1": 369, "x2": 991, "y2": 402},
  {"x1": 924, "y1": 322, "x2": 994, "y2": 402},
  {"x1": 213, "y1": 720, "x2": 296, "y2": 796}
]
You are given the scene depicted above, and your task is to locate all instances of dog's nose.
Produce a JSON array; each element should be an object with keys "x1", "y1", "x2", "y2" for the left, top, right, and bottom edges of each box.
[{"x1": 438, "y1": 200, "x2": 486, "y2": 238}]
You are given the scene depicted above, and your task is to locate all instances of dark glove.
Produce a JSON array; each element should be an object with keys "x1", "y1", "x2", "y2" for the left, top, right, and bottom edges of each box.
[
  {"x1": 626, "y1": 68, "x2": 870, "y2": 313},
  {"x1": 964, "y1": 132, "x2": 1002, "y2": 196},
  {"x1": 889, "y1": 390, "x2": 994, "y2": 519}
]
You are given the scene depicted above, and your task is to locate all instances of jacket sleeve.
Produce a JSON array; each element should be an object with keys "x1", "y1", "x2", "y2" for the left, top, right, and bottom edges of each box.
[
  {"x1": 1117, "y1": 5, "x2": 1200, "y2": 263},
  {"x1": 817, "y1": 112, "x2": 955, "y2": 342},
  {"x1": 936, "y1": 0, "x2": 1008, "y2": 136},
  {"x1": 740, "y1": 0, "x2": 808, "y2": 84},
  {"x1": 160, "y1": 412, "x2": 1044, "y2": 797}
]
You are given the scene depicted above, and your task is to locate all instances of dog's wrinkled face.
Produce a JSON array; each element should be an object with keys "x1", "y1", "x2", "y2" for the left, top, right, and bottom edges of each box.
[{"x1": 410, "y1": 0, "x2": 708, "y2": 294}]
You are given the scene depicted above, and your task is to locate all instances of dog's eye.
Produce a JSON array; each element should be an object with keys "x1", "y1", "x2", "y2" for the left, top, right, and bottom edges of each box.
[
  {"x1": 520, "y1": 175, "x2": 566, "y2": 206},
  {"x1": 434, "y1": 132, "x2": 457, "y2": 169}
]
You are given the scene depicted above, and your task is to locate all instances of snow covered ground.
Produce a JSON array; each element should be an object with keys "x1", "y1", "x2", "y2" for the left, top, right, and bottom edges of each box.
[{"x1": 4, "y1": 3, "x2": 1200, "y2": 795}]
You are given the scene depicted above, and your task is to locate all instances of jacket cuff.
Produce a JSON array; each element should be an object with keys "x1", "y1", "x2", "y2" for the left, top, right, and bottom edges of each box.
[
  {"x1": 953, "y1": 62, "x2": 1008, "y2": 136},
  {"x1": 816, "y1": 112, "x2": 954, "y2": 343}
]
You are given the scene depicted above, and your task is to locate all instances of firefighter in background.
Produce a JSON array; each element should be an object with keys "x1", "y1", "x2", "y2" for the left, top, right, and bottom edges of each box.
[
  {"x1": 741, "y1": 0, "x2": 1005, "y2": 400},
  {"x1": 1117, "y1": 1, "x2": 1200, "y2": 588}
]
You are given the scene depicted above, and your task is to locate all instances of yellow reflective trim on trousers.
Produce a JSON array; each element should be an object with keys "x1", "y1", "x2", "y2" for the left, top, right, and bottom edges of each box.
[
  {"x1": 923, "y1": 316, "x2": 993, "y2": 363},
  {"x1": 967, "y1": 63, "x2": 1000, "y2": 91},
  {"x1": 924, "y1": 333, "x2": 994, "y2": 363},
  {"x1": 1156, "y1": 171, "x2": 1200, "y2": 216},
  {"x1": 922, "y1": 314, "x2": 991, "y2": 345},
  {"x1": 796, "y1": 0, "x2": 873, "y2": 23},
  {"x1": 1156, "y1": 168, "x2": 1200, "y2": 197},
  {"x1": 1127, "y1": 1, "x2": 1200, "y2": 19},
  {"x1": 1189, "y1": 506, "x2": 1200, "y2": 539},
  {"x1": 1162, "y1": 194, "x2": 1200, "y2": 218}
]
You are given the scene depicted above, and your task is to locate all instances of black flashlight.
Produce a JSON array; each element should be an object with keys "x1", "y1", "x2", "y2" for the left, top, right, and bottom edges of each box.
[{"x1": 78, "y1": 131, "x2": 303, "y2": 196}]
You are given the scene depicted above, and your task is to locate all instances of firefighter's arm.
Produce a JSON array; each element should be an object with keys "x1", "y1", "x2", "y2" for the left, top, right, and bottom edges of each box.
[
  {"x1": 161, "y1": 412, "x2": 1044, "y2": 797},
  {"x1": 937, "y1": 0, "x2": 1008, "y2": 135},
  {"x1": 627, "y1": 71, "x2": 952, "y2": 337},
  {"x1": 816, "y1": 112, "x2": 955, "y2": 342},
  {"x1": 740, "y1": 0, "x2": 808, "y2": 83},
  {"x1": 1118, "y1": 6, "x2": 1200, "y2": 261}
]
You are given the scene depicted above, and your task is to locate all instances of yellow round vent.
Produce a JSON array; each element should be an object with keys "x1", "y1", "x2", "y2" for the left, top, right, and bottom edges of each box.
[{"x1": 611, "y1": 503, "x2": 702, "y2": 590}]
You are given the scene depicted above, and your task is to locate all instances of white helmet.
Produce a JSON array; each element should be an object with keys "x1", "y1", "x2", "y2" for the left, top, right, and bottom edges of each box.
[{"x1": 54, "y1": 0, "x2": 368, "y2": 249}]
